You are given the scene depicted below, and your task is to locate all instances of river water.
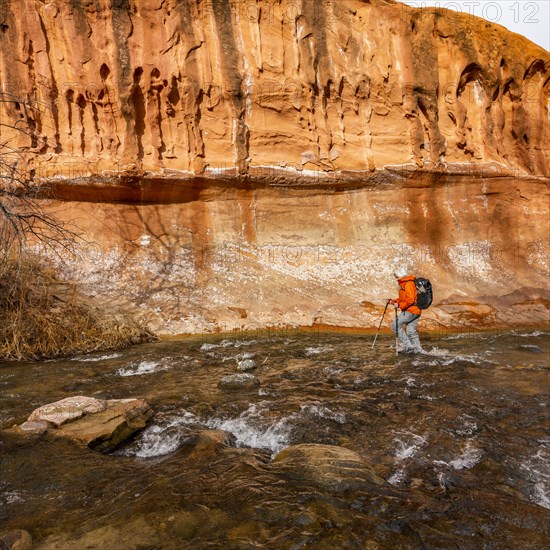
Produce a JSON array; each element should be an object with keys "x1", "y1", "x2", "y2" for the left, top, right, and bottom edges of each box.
[{"x1": 1, "y1": 329, "x2": 549, "y2": 549}]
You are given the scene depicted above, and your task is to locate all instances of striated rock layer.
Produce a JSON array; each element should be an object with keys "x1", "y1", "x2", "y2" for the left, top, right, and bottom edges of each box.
[
  {"x1": 0, "y1": 0, "x2": 549, "y2": 334},
  {"x1": 43, "y1": 174, "x2": 549, "y2": 334}
]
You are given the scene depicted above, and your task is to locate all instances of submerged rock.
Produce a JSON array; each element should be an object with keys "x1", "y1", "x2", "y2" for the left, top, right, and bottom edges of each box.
[
  {"x1": 218, "y1": 373, "x2": 260, "y2": 390},
  {"x1": 272, "y1": 444, "x2": 385, "y2": 493},
  {"x1": 15, "y1": 396, "x2": 153, "y2": 453},
  {"x1": 189, "y1": 430, "x2": 237, "y2": 460},
  {"x1": 518, "y1": 345, "x2": 543, "y2": 353}
]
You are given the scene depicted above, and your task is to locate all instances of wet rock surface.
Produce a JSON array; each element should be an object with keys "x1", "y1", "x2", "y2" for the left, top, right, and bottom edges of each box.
[
  {"x1": 218, "y1": 373, "x2": 261, "y2": 391},
  {"x1": 273, "y1": 443, "x2": 386, "y2": 492},
  {"x1": 236, "y1": 359, "x2": 258, "y2": 372}
]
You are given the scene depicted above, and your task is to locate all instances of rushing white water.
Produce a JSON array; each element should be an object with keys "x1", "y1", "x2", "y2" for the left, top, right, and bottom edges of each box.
[
  {"x1": 200, "y1": 339, "x2": 258, "y2": 351},
  {"x1": 516, "y1": 331, "x2": 549, "y2": 338},
  {"x1": 116, "y1": 412, "x2": 198, "y2": 458},
  {"x1": 520, "y1": 442, "x2": 550, "y2": 510},
  {"x1": 71, "y1": 352, "x2": 122, "y2": 362},
  {"x1": 0, "y1": 490, "x2": 25, "y2": 505},
  {"x1": 448, "y1": 442, "x2": 484, "y2": 471},
  {"x1": 411, "y1": 347, "x2": 492, "y2": 367},
  {"x1": 453, "y1": 415, "x2": 480, "y2": 437},
  {"x1": 304, "y1": 345, "x2": 334, "y2": 356},
  {"x1": 117, "y1": 361, "x2": 167, "y2": 377},
  {"x1": 206, "y1": 403, "x2": 294, "y2": 455},
  {"x1": 121, "y1": 425, "x2": 189, "y2": 458},
  {"x1": 393, "y1": 432, "x2": 428, "y2": 461},
  {"x1": 300, "y1": 404, "x2": 346, "y2": 424},
  {"x1": 387, "y1": 469, "x2": 407, "y2": 486}
]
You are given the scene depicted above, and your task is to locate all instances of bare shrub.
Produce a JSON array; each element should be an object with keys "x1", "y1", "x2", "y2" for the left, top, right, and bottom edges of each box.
[
  {"x1": 0, "y1": 255, "x2": 155, "y2": 361},
  {"x1": 0, "y1": 99, "x2": 156, "y2": 360}
]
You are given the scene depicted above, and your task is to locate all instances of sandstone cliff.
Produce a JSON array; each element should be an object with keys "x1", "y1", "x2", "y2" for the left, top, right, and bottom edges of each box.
[{"x1": 0, "y1": 0, "x2": 549, "y2": 335}]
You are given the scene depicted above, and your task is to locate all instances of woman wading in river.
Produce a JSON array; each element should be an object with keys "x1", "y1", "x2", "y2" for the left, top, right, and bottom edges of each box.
[{"x1": 389, "y1": 266, "x2": 423, "y2": 353}]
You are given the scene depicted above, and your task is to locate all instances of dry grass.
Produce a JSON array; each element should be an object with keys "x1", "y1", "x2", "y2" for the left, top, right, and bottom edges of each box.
[{"x1": 0, "y1": 256, "x2": 156, "y2": 361}]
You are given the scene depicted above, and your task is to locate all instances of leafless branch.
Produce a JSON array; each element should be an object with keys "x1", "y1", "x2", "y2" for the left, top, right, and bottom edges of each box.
[{"x1": 1, "y1": 105, "x2": 84, "y2": 262}]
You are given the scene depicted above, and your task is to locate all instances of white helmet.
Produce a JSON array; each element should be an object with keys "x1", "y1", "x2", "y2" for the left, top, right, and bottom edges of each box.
[{"x1": 393, "y1": 266, "x2": 409, "y2": 278}]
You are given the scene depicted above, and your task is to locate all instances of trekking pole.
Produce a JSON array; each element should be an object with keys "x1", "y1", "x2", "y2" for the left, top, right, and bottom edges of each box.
[
  {"x1": 371, "y1": 300, "x2": 390, "y2": 349},
  {"x1": 394, "y1": 305, "x2": 399, "y2": 356}
]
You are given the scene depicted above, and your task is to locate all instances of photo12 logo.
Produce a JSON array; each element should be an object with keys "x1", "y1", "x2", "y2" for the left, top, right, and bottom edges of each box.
[{"x1": 401, "y1": 1, "x2": 540, "y2": 24}]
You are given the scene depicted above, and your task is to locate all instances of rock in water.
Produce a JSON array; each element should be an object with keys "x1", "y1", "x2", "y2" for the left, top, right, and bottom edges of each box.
[
  {"x1": 272, "y1": 444, "x2": 385, "y2": 492},
  {"x1": 188, "y1": 430, "x2": 237, "y2": 461},
  {"x1": 218, "y1": 373, "x2": 260, "y2": 390},
  {"x1": 16, "y1": 396, "x2": 154, "y2": 453},
  {"x1": 518, "y1": 345, "x2": 543, "y2": 353},
  {"x1": 28, "y1": 395, "x2": 106, "y2": 426},
  {"x1": 237, "y1": 359, "x2": 258, "y2": 372},
  {"x1": 57, "y1": 398, "x2": 154, "y2": 453}
]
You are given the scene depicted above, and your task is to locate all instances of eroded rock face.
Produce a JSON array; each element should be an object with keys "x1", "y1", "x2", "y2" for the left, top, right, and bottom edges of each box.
[
  {"x1": 16, "y1": 396, "x2": 154, "y2": 453},
  {"x1": 0, "y1": 0, "x2": 548, "y2": 180}
]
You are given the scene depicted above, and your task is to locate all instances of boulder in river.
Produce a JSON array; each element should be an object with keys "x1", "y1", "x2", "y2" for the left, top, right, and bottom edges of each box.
[
  {"x1": 188, "y1": 429, "x2": 237, "y2": 460},
  {"x1": 272, "y1": 444, "x2": 386, "y2": 493},
  {"x1": 218, "y1": 373, "x2": 260, "y2": 390},
  {"x1": 16, "y1": 396, "x2": 153, "y2": 453}
]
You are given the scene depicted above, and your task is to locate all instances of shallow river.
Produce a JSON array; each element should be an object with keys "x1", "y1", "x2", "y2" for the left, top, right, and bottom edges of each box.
[{"x1": 1, "y1": 329, "x2": 549, "y2": 549}]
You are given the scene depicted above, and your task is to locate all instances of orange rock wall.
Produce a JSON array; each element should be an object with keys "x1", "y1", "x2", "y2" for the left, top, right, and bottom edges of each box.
[{"x1": 0, "y1": 0, "x2": 548, "y2": 178}]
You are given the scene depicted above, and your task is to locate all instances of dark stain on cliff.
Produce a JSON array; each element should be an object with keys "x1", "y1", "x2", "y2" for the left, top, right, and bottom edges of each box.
[
  {"x1": 210, "y1": 0, "x2": 249, "y2": 173},
  {"x1": 68, "y1": 0, "x2": 93, "y2": 41},
  {"x1": 0, "y1": 0, "x2": 17, "y2": 121},
  {"x1": 110, "y1": 0, "x2": 134, "y2": 159},
  {"x1": 408, "y1": 11, "x2": 445, "y2": 164},
  {"x1": 301, "y1": 0, "x2": 330, "y2": 90},
  {"x1": 131, "y1": 67, "x2": 145, "y2": 160}
]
